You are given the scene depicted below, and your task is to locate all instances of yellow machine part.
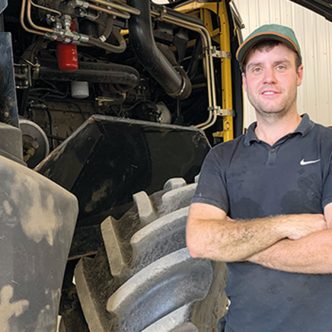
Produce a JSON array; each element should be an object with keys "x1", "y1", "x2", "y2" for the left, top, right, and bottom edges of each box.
[{"x1": 175, "y1": 1, "x2": 234, "y2": 142}]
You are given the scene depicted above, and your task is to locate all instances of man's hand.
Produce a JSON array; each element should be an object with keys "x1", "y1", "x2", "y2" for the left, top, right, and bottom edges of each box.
[
  {"x1": 248, "y1": 229, "x2": 332, "y2": 274},
  {"x1": 281, "y1": 214, "x2": 327, "y2": 240},
  {"x1": 247, "y1": 205, "x2": 332, "y2": 274}
]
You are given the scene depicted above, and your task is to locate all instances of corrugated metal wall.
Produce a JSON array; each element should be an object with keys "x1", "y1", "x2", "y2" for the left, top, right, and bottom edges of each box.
[{"x1": 233, "y1": 0, "x2": 332, "y2": 128}]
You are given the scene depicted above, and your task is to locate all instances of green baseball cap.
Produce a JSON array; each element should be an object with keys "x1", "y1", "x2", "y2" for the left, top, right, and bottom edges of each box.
[{"x1": 236, "y1": 24, "x2": 302, "y2": 69}]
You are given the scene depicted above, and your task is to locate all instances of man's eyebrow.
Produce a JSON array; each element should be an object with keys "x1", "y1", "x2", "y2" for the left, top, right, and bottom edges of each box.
[
  {"x1": 246, "y1": 59, "x2": 292, "y2": 69},
  {"x1": 246, "y1": 62, "x2": 264, "y2": 71},
  {"x1": 246, "y1": 62, "x2": 262, "y2": 69},
  {"x1": 273, "y1": 59, "x2": 292, "y2": 65}
]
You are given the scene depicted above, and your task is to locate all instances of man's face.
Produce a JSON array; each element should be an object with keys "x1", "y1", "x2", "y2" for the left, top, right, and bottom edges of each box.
[{"x1": 242, "y1": 43, "x2": 303, "y2": 119}]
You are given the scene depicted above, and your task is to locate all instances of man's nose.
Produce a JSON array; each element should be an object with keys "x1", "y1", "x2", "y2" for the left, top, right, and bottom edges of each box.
[{"x1": 263, "y1": 67, "x2": 276, "y2": 83}]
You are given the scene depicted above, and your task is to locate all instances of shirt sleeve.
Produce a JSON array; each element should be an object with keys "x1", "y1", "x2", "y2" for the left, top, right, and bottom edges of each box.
[
  {"x1": 322, "y1": 153, "x2": 332, "y2": 208},
  {"x1": 191, "y1": 147, "x2": 229, "y2": 213}
]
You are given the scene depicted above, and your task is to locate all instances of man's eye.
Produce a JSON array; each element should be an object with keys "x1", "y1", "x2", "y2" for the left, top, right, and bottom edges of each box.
[
  {"x1": 251, "y1": 67, "x2": 262, "y2": 74},
  {"x1": 276, "y1": 65, "x2": 287, "y2": 71}
]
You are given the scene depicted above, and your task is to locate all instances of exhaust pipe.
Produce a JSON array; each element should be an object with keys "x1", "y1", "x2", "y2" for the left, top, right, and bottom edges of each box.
[{"x1": 128, "y1": 0, "x2": 192, "y2": 100}]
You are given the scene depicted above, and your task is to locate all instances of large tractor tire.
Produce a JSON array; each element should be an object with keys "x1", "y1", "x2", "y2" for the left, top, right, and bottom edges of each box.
[{"x1": 73, "y1": 178, "x2": 228, "y2": 331}]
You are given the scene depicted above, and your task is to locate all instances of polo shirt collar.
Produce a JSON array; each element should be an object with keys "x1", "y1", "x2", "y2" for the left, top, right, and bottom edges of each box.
[{"x1": 244, "y1": 113, "x2": 314, "y2": 146}]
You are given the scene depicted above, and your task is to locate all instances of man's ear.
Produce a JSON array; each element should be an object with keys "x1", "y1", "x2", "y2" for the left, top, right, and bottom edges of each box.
[
  {"x1": 242, "y1": 72, "x2": 247, "y2": 91},
  {"x1": 296, "y1": 64, "x2": 304, "y2": 86}
]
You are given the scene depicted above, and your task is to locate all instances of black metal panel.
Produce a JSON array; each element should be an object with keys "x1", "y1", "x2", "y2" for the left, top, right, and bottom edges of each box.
[
  {"x1": 0, "y1": 32, "x2": 19, "y2": 127},
  {"x1": 291, "y1": 0, "x2": 332, "y2": 22},
  {"x1": 37, "y1": 116, "x2": 210, "y2": 227}
]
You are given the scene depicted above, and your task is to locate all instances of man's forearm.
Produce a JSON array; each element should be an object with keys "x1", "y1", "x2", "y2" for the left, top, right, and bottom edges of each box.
[
  {"x1": 187, "y1": 204, "x2": 326, "y2": 262},
  {"x1": 188, "y1": 215, "x2": 289, "y2": 262},
  {"x1": 248, "y1": 229, "x2": 332, "y2": 274}
]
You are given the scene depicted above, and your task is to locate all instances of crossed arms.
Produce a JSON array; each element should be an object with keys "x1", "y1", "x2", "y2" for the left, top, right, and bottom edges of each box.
[{"x1": 186, "y1": 202, "x2": 332, "y2": 273}]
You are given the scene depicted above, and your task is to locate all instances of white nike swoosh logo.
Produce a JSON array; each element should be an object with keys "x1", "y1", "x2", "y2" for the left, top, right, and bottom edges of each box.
[{"x1": 300, "y1": 159, "x2": 320, "y2": 166}]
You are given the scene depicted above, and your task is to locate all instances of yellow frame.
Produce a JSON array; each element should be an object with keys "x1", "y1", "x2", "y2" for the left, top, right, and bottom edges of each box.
[{"x1": 175, "y1": 1, "x2": 234, "y2": 141}]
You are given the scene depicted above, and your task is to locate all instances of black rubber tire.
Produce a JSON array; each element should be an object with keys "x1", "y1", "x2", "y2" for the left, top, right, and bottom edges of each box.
[
  {"x1": 74, "y1": 178, "x2": 228, "y2": 331},
  {"x1": 58, "y1": 285, "x2": 89, "y2": 332}
]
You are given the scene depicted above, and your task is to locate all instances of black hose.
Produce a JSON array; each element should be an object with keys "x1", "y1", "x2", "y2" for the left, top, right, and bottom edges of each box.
[
  {"x1": 99, "y1": 15, "x2": 114, "y2": 41},
  {"x1": 128, "y1": 0, "x2": 192, "y2": 100},
  {"x1": 187, "y1": 38, "x2": 202, "y2": 80},
  {"x1": 85, "y1": 28, "x2": 126, "y2": 54},
  {"x1": 78, "y1": 61, "x2": 139, "y2": 78},
  {"x1": 40, "y1": 58, "x2": 139, "y2": 78},
  {"x1": 157, "y1": 43, "x2": 178, "y2": 66},
  {"x1": 36, "y1": 67, "x2": 139, "y2": 87},
  {"x1": 36, "y1": 59, "x2": 140, "y2": 88}
]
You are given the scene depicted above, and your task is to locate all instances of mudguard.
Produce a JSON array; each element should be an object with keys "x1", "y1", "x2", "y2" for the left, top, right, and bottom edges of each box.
[
  {"x1": 0, "y1": 155, "x2": 78, "y2": 332},
  {"x1": 37, "y1": 115, "x2": 210, "y2": 258}
]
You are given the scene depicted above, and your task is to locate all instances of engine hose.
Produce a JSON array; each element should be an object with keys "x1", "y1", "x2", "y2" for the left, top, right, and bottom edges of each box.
[
  {"x1": 78, "y1": 61, "x2": 139, "y2": 78},
  {"x1": 86, "y1": 28, "x2": 126, "y2": 54},
  {"x1": 187, "y1": 38, "x2": 202, "y2": 80},
  {"x1": 128, "y1": 0, "x2": 192, "y2": 100},
  {"x1": 157, "y1": 43, "x2": 178, "y2": 66},
  {"x1": 36, "y1": 67, "x2": 139, "y2": 87},
  {"x1": 98, "y1": 15, "x2": 114, "y2": 42},
  {"x1": 38, "y1": 58, "x2": 140, "y2": 82}
]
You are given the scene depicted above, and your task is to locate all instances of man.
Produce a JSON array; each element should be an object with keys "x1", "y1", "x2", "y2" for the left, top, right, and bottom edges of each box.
[{"x1": 187, "y1": 24, "x2": 332, "y2": 332}]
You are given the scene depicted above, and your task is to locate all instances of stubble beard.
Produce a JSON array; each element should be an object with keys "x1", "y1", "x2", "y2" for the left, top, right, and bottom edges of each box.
[{"x1": 248, "y1": 90, "x2": 298, "y2": 121}]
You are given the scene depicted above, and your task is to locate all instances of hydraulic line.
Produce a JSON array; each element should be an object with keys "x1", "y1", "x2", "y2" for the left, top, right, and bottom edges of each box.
[
  {"x1": 89, "y1": 0, "x2": 140, "y2": 16},
  {"x1": 26, "y1": 0, "x2": 53, "y2": 33},
  {"x1": 20, "y1": 0, "x2": 45, "y2": 35},
  {"x1": 30, "y1": 0, "x2": 61, "y2": 16},
  {"x1": 98, "y1": 15, "x2": 114, "y2": 41},
  {"x1": 85, "y1": 28, "x2": 126, "y2": 53},
  {"x1": 88, "y1": 3, "x2": 130, "y2": 20},
  {"x1": 150, "y1": 8, "x2": 218, "y2": 129}
]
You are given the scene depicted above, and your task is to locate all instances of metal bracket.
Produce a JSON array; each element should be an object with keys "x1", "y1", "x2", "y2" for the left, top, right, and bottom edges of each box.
[
  {"x1": 14, "y1": 64, "x2": 30, "y2": 89},
  {"x1": 209, "y1": 106, "x2": 235, "y2": 117},
  {"x1": 211, "y1": 46, "x2": 231, "y2": 59}
]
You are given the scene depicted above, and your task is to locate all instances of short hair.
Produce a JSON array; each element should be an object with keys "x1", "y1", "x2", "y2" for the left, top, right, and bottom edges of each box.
[{"x1": 242, "y1": 39, "x2": 302, "y2": 73}]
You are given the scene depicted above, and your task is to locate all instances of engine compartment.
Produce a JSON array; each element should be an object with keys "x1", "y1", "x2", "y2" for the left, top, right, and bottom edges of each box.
[{"x1": 3, "y1": 0, "x2": 243, "y2": 166}]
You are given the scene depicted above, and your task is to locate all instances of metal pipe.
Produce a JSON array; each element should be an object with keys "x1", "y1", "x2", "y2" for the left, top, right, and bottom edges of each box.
[
  {"x1": 167, "y1": 18, "x2": 217, "y2": 130},
  {"x1": 20, "y1": 0, "x2": 45, "y2": 35},
  {"x1": 30, "y1": 0, "x2": 62, "y2": 16},
  {"x1": 151, "y1": 9, "x2": 218, "y2": 129},
  {"x1": 26, "y1": 0, "x2": 53, "y2": 33},
  {"x1": 88, "y1": 3, "x2": 130, "y2": 20},
  {"x1": 89, "y1": 0, "x2": 140, "y2": 16}
]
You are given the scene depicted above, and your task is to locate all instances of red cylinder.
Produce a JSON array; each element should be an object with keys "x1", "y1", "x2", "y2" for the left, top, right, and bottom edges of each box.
[{"x1": 57, "y1": 42, "x2": 79, "y2": 72}]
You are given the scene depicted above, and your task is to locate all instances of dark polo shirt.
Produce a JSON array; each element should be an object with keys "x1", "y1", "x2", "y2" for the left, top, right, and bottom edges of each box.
[{"x1": 192, "y1": 114, "x2": 332, "y2": 332}]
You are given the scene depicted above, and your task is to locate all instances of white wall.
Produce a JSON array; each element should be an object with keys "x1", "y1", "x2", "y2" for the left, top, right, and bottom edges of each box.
[{"x1": 233, "y1": 0, "x2": 332, "y2": 128}]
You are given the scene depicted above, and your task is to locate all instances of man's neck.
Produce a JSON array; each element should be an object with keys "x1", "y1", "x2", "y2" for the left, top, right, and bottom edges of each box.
[{"x1": 255, "y1": 111, "x2": 302, "y2": 146}]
